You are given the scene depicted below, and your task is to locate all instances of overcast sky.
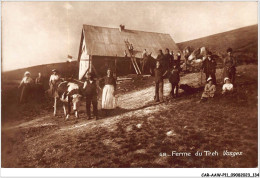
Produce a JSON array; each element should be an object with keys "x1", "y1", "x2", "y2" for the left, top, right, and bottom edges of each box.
[{"x1": 2, "y1": 1, "x2": 258, "y2": 71}]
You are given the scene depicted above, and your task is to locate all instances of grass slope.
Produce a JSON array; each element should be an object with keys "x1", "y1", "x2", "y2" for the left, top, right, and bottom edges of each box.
[
  {"x1": 1, "y1": 64, "x2": 257, "y2": 168},
  {"x1": 177, "y1": 25, "x2": 258, "y2": 63}
]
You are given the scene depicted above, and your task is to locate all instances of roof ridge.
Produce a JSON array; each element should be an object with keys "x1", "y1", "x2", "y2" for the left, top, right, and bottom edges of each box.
[{"x1": 83, "y1": 24, "x2": 171, "y2": 36}]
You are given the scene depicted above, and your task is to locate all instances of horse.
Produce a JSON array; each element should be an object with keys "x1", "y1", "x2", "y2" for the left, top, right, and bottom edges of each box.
[{"x1": 140, "y1": 53, "x2": 157, "y2": 75}]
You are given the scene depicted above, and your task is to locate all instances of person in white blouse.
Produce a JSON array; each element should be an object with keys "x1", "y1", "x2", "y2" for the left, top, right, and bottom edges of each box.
[
  {"x1": 49, "y1": 69, "x2": 60, "y2": 98},
  {"x1": 222, "y1": 77, "x2": 234, "y2": 94},
  {"x1": 49, "y1": 69, "x2": 61, "y2": 116},
  {"x1": 18, "y1": 71, "x2": 33, "y2": 88}
]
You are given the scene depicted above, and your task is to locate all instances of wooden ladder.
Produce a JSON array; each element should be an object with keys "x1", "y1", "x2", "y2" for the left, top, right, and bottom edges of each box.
[{"x1": 124, "y1": 40, "x2": 142, "y2": 75}]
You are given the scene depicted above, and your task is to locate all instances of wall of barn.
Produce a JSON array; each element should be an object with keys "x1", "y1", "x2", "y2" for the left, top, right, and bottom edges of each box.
[{"x1": 92, "y1": 56, "x2": 140, "y2": 77}]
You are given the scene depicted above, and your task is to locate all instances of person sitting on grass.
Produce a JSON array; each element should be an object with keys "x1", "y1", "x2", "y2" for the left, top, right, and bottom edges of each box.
[
  {"x1": 222, "y1": 77, "x2": 233, "y2": 95},
  {"x1": 201, "y1": 77, "x2": 216, "y2": 101}
]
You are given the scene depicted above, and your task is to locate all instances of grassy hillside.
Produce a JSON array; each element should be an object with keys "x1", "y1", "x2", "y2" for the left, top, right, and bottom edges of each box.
[
  {"x1": 2, "y1": 61, "x2": 78, "y2": 90},
  {"x1": 177, "y1": 25, "x2": 258, "y2": 64},
  {"x1": 2, "y1": 65, "x2": 257, "y2": 168}
]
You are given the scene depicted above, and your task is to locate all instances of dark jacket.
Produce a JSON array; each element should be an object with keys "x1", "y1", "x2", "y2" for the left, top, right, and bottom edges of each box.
[
  {"x1": 201, "y1": 58, "x2": 217, "y2": 74},
  {"x1": 35, "y1": 76, "x2": 44, "y2": 85},
  {"x1": 163, "y1": 53, "x2": 171, "y2": 70},
  {"x1": 169, "y1": 68, "x2": 180, "y2": 84},
  {"x1": 169, "y1": 54, "x2": 174, "y2": 67},
  {"x1": 154, "y1": 68, "x2": 164, "y2": 83},
  {"x1": 156, "y1": 54, "x2": 164, "y2": 64},
  {"x1": 224, "y1": 55, "x2": 236, "y2": 68},
  {"x1": 174, "y1": 54, "x2": 181, "y2": 68},
  {"x1": 84, "y1": 80, "x2": 98, "y2": 96},
  {"x1": 177, "y1": 54, "x2": 181, "y2": 61}
]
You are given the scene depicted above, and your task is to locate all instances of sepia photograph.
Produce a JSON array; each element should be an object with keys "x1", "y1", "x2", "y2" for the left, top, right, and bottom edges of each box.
[{"x1": 1, "y1": 0, "x2": 258, "y2": 175}]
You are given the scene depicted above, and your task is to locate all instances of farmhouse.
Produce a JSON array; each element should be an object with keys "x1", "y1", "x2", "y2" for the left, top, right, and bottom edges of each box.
[{"x1": 77, "y1": 24, "x2": 181, "y2": 80}]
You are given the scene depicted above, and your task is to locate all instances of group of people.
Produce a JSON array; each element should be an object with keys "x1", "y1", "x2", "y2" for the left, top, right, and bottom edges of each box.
[
  {"x1": 18, "y1": 72, "x2": 44, "y2": 103},
  {"x1": 153, "y1": 48, "x2": 182, "y2": 102},
  {"x1": 152, "y1": 47, "x2": 236, "y2": 103},
  {"x1": 18, "y1": 47, "x2": 237, "y2": 119},
  {"x1": 18, "y1": 66, "x2": 117, "y2": 120},
  {"x1": 200, "y1": 48, "x2": 235, "y2": 101},
  {"x1": 48, "y1": 68, "x2": 117, "y2": 120},
  {"x1": 81, "y1": 68, "x2": 117, "y2": 120}
]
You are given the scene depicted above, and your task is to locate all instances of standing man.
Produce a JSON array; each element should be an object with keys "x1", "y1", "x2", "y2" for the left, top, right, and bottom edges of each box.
[
  {"x1": 35, "y1": 72, "x2": 44, "y2": 100},
  {"x1": 154, "y1": 60, "x2": 168, "y2": 102},
  {"x1": 49, "y1": 69, "x2": 61, "y2": 116},
  {"x1": 168, "y1": 64, "x2": 180, "y2": 98},
  {"x1": 170, "y1": 50, "x2": 175, "y2": 68},
  {"x1": 156, "y1": 49, "x2": 164, "y2": 62},
  {"x1": 154, "y1": 61, "x2": 163, "y2": 102},
  {"x1": 175, "y1": 51, "x2": 181, "y2": 69},
  {"x1": 141, "y1": 49, "x2": 148, "y2": 73},
  {"x1": 164, "y1": 48, "x2": 171, "y2": 71},
  {"x1": 83, "y1": 72, "x2": 98, "y2": 120},
  {"x1": 156, "y1": 49, "x2": 166, "y2": 74},
  {"x1": 49, "y1": 69, "x2": 60, "y2": 98},
  {"x1": 223, "y1": 48, "x2": 236, "y2": 84},
  {"x1": 201, "y1": 52, "x2": 217, "y2": 84},
  {"x1": 129, "y1": 44, "x2": 134, "y2": 55}
]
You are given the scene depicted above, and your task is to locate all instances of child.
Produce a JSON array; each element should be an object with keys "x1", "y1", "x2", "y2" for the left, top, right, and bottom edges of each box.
[
  {"x1": 168, "y1": 64, "x2": 180, "y2": 98},
  {"x1": 222, "y1": 77, "x2": 233, "y2": 94},
  {"x1": 201, "y1": 77, "x2": 216, "y2": 101},
  {"x1": 83, "y1": 72, "x2": 98, "y2": 120}
]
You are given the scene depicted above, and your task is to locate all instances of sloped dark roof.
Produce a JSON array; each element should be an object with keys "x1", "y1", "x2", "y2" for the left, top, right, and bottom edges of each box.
[{"x1": 80, "y1": 25, "x2": 180, "y2": 59}]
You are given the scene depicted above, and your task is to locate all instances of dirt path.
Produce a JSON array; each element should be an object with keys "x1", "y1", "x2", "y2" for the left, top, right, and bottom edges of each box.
[{"x1": 2, "y1": 65, "x2": 258, "y2": 168}]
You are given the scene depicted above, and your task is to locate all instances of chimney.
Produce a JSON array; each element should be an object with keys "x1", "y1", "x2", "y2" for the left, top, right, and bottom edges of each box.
[{"x1": 119, "y1": 24, "x2": 125, "y2": 32}]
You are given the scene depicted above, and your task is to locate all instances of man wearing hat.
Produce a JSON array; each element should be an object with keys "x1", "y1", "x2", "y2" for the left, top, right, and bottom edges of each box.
[
  {"x1": 83, "y1": 72, "x2": 98, "y2": 120},
  {"x1": 201, "y1": 52, "x2": 217, "y2": 84},
  {"x1": 168, "y1": 63, "x2": 180, "y2": 98},
  {"x1": 169, "y1": 50, "x2": 175, "y2": 68},
  {"x1": 49, "y1": 69, "x2": 61, "y2": 98},
  {"x1": 156, "y1": 49, "x2": 164, "y2": 67},
  {"x1": 35, "y1": 72, "x2": 44, "y2": 101},
  {"x1": 163, "y1": 48, "x2": 171, "y2": 71},
  {"x1": 175, "y1": 51, "x2": 181, "y2": 69},
  {"x1": 223, "y1": 48, "x2": 236, "y2": 84}
]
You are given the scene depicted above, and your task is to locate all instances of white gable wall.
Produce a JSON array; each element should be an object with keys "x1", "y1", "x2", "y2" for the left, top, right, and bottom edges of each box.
[{"x1": 79, "y1": 31, "x2": 91, "y2": 80}]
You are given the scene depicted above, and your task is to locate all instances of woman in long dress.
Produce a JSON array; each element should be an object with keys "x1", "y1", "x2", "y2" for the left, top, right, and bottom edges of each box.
[
  {"x1": 101, "y1": 68, "x2": 117, "y2": 115},
  {"x1": 18, "y1": 71, "x2": 34, "y2": 103}
]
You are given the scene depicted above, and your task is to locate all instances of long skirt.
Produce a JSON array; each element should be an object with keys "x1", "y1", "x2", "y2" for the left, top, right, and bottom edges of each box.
[
  {"x1": 102, "y1": 85, "x2": 116, "y2": 109},
  {"x1": 20, "y1": 85, "x2": 31, "y2": 103},
  {"x1": 201, "y1": 91, "x2": 214, "y2": 98}
]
